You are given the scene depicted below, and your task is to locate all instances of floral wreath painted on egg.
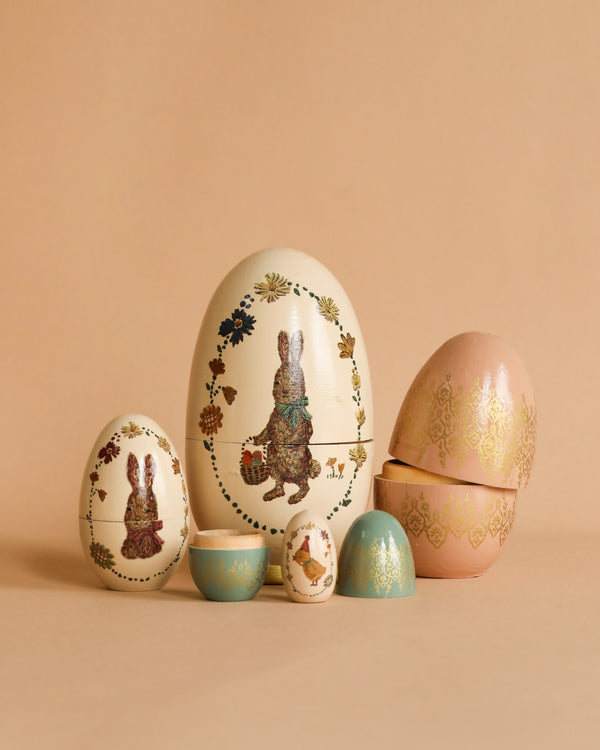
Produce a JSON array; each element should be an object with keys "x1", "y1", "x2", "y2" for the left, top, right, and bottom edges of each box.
[
  {"x1": 83, "y1": 422, "x2": 189, "y2": 581},
  {"x1": 198, "y1": 272, "x2": 368, "y2": 536}
]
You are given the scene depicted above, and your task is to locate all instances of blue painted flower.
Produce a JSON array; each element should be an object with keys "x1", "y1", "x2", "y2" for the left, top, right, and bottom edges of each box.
[{"x1": 218, "y1": 308, "x2": 255, "y2": 346}]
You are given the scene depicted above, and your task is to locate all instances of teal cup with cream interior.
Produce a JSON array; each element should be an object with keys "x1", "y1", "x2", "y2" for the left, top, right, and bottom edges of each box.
[{"x1": 188, "y1": 529, "x2": 269, "y2": 601}]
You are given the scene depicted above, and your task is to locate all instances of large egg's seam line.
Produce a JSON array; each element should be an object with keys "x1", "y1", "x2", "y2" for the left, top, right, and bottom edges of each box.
[
  {"x1": 185, "y1": 436, "x2": 374, "y2": 446},
  {"x1": 78, "y1": 515, "x2": 187, "y2": 522}
]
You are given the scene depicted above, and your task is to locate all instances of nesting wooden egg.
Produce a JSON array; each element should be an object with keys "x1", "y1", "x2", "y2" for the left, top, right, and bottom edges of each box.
[
  {"x1": 336, "y1": 510, "x2": 415, "y2": 598},
  {"x1": 374, "y1": 332, "x2": 537, "y2": 578},
  {"x1": 282, "y1": 510, "x2": 337, "y2": 603},
  {"x1": 79, "y1": 414, "x2": 190, "y2": 590},
  {"x1": 186, "y1": 247, "x2": 374, "y2": 568},
  {"x1": 188, "y1": 530, "x2": 269, "y2": 602}
]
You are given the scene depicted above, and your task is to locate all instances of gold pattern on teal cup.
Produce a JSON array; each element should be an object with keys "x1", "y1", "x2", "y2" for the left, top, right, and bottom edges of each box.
[
  {"x1": 336, "y1": 510, "x2": 416, "y2": 598},
  {"x1": 188, "y1": 546, "x2": 269, "y2": 601}
]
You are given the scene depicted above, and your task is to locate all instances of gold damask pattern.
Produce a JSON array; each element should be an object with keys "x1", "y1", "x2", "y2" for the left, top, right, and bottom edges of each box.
[
  {"x1": 197, "y1": 557, "x2": 269, "y2": 592},
  {"x1": 394, "y1": 374, "x2": 536, "y2": 487},
  {"x1": 389, "y1": 492, "x2": 515, "y2": 550},
  {"x1": 344, "y1": 538, "x2": 414, "y2": 596}
]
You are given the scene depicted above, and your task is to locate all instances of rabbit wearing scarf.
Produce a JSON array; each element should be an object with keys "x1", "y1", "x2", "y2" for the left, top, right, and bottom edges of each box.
[
  {"x1": 121, "y1": 453, "x2": 164, "y2": 559},
  {"x1": 253, "y1": 330, "x2": 321, "y2": 504}
]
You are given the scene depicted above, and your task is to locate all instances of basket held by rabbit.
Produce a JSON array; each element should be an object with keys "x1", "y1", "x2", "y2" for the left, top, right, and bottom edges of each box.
[
  {"x1": 252, "y1": 330, "x2": 321, "y2": 505},
  {"x1": 121, "y1": 453, "x2": 164, "y2": 559}
]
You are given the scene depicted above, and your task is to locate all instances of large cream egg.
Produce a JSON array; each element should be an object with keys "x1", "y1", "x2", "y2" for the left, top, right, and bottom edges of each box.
[
  {"x1": 79, "y1": 414, "x2": 190, "y2": 591},
  {"x1": 186, "y1": 248, "x2": 374, "y2": 565}
]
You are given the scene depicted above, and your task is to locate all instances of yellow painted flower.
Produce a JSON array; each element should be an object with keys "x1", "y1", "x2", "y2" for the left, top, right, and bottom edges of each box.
[
  {"x1": 356, "y1": 407, "x2": 366, "y2": 426},
  {"x1": 317, "y1": 296, "x2": 339, "y2": 322},
  {"x1": 254, "y1": 272, "x2": 291, "y2": 303},
  {"x1": 349, "y1": 444, "x2": 367, "y2": 469},
  {"x1": 338, "y1": 332, "x2": 355, "y2": 359},
  {"x1": 326, "y1": 457, "x2": 337, "y2": 467},
  {"x1": 172, "y1": 458, "x2": 181, "y2": 475},
  {"x1": 352, "y1": 368, "x2": 361, "y2": 391},
  {"x1": 157, "y1": 436, "x2": 171, "y2": 452},
  {"x1": 338, "y1": 463, "x2": 345, "y2": 475},
  {"x1": 121, "y1": 421, "x2": 143, "y2": 439}
]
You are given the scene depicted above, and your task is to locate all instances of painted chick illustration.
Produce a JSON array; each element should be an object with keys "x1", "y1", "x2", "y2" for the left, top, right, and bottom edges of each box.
[{"x1": 293, "y1": 535, "x2": 327, "y2": 586}]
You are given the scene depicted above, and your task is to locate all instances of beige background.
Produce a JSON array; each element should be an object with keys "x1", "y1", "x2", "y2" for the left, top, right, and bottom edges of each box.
[{"x1": 1, "y1": 2, "x2": 598, "y2": 748}]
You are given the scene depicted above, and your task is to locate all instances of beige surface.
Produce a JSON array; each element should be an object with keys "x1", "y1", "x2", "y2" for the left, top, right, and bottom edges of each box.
[
  {"x1": 2, "y1": 530, "x2": 598, "y2": 749},
  {"x1": 1, "y1": 2, "x2": 599, "y2": 748}
]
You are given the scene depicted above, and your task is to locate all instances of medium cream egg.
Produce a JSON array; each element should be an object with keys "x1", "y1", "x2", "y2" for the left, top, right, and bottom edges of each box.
[{"x1": 79, "y1": 414, "x2": 190, "y2": 591}]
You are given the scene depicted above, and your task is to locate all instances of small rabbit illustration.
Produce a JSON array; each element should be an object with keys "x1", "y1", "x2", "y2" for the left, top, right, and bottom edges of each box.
[
  {"x1": 121, "y1": 453, "x2": 164, "y2": 559},
  {"x1": 252, "y1": 330, "x2": 321, "y2": 504}
]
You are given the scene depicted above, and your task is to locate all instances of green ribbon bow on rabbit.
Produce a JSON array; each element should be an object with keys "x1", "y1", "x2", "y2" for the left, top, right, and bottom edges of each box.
[{"x1": 275, "y1": 396, "x2": 312, "y2": 429}]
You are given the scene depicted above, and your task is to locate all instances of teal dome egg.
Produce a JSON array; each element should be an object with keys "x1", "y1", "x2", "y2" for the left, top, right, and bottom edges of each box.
[{"x1": 337, "y1": 510, "x2": 415, "y2": 598}]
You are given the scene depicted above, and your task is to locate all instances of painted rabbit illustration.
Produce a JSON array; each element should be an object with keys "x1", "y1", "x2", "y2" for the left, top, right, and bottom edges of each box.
[
  {"x1": 121, "y1": 453, "x2": 164, "y2": 559},
  {"x1": 252, "y1": 330, "x2": 321, "y2": 504}
]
